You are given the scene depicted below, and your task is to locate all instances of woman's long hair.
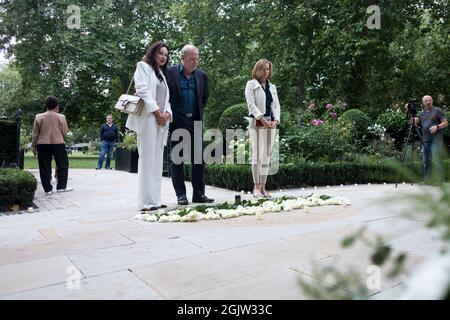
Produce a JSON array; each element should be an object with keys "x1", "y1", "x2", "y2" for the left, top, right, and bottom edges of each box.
[{"x1": 143, "y1": 41, "x2": 169, "y2": 82}]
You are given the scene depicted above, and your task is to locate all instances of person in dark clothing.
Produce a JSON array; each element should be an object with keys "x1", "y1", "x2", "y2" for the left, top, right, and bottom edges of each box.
[
  {"x1": 96, "y1": 115, "x2": 118, "y2": 170},
  {"x1": 165, "y1": 44, "x2": 214, "y2": 205}
]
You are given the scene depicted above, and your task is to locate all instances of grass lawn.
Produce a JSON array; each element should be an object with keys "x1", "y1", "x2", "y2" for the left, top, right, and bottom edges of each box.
[{"x1": 24, "y1": 151, "x2": 115, "y2": 169}]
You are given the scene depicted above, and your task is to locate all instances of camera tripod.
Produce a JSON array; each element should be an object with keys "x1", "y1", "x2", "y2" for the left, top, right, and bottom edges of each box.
[{"x1": 395, "y1": 121, "x2": 423, "y2": 188}]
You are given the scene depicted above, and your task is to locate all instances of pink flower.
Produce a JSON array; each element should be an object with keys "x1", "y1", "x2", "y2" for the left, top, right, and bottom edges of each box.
[
  {"x1": 326, "y1": 103, "x2": 333, "y2": 110},
  {"x1": 329, "y1": 112, "x2": 337, "y2": 118},
  {"x1": 311, "y1": 119, "x2": 325, "y2": 126}
]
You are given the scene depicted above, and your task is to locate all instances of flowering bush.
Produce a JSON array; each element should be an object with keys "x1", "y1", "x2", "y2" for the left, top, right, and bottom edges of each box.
[
  {"x1": 376, "y1": 110, "x2": 409, "y2": 149},
  {"x1": 311, "y1": 118, "x2": 325, "y2": 126},
  {"x1": 367, "y1": 123, "x2": 387, "y2": 140},
  {"x1": 300, "y1": 101, "x2": 343, "y2": 126},
  {"x1": 226, "y1": 137, "x2": 250, "y2": 164},
  {"x1": 284, "y1": 124, "x2": 354, "y2": 162},
  {"x1": 338, "y1": 109, "x2": 372, "y2": 147}
]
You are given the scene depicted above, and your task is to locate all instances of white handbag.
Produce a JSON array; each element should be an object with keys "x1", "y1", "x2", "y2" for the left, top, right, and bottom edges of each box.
[{"x1": 114, "y1": 78, "x2": 144, "y2": 116}]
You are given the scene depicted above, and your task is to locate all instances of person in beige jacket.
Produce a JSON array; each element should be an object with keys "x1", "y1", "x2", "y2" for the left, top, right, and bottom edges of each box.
[
  {"x1": 245, "y1": 59, "x2": 281, "y2": 198},
  {"x1": 31, "y1": 96, "x2": 72, "y2": 195}
]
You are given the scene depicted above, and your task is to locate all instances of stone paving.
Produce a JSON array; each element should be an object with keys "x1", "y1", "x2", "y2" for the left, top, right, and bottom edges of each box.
[{"x1": 0, "y1": 169, "x2": 445, "y2": 299}]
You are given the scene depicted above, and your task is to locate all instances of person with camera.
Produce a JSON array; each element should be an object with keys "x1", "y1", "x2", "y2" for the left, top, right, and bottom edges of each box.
[{"x1": 410, "y1": 95, "x2": 448, "y2": 182}]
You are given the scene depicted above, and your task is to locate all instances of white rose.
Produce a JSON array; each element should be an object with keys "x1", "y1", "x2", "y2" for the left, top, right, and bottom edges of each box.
[
  {"x1": 144, "y1": 214, "x2": 157, "y2": 222},
  {"x1": 185, "y1": 211, "x2": 199, "y2": 222},
  {"x1": 134, "y1": 214, "x2": 145, "y2": 220},
  {"x1": 158, "y1": 215, "x2": 170, "y2": 223},
  {"x1": 168, "y1": 215, "x2": 181, "y2": 222}
]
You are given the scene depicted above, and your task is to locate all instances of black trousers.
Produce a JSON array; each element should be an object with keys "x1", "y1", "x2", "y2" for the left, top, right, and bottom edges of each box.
[
  {"x1": 169, "y1": 114, "x2": 205, "y2": 198},
  {"x1": 36, "y1": 144, "x2": 69, "y2": 192}
]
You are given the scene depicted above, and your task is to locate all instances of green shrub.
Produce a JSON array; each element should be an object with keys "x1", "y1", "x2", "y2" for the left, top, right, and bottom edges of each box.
[
  {"x1": 0, "y1": 168, "x2": 37, "y2": 211},
  {"x1": 376, "y1": 110, "x2": 409, "y2": 149},
  {"x1": 217, "y1": 103, "x2": 249, "y2": 133},
  {"x1": 338, "y1": 109, "x2": 372, "y2": 146},
  {"x1": 117, "y1": 131, "x2": 137, "y2": 151},
  {"x1": 284, "y1": 125, "x2": 354, "y2": 162}
]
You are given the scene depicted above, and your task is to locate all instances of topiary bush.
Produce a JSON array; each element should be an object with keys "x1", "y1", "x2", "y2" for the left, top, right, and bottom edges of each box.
[
  {"x1": 217, "y1": 103, "x2": 249, "y2": 133},
  {"x1": 338, "y1": 109, "x2": 372, "y2": 146},
  {"x1": 376, "y1": 110, "x2": 409, "y2": 149},
  {"x1": 0, "y1": 168, "x2": 37, "y2": 211}
]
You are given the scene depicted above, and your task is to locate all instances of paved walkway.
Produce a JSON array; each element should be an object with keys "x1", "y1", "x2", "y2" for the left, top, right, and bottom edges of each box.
[{"x1": 0, "y1": 169, "x2": 444, "y2": 299}]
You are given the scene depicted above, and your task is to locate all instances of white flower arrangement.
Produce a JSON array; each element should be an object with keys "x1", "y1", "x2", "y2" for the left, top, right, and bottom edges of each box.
[{"x1": 133, "y1": 193, "x2": 351, "y2": 223}]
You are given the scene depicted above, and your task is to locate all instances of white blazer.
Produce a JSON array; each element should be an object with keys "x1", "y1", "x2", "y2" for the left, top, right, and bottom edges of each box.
[
  {"x1": 245, "y1": 79, "x2": 281, "y2": 127},
  {"x1": 125, "y1": 61, "x2": 172, "y2": 134}
]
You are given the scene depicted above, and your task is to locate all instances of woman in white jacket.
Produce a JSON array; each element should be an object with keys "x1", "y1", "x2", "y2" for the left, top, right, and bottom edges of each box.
[
  {"x1": 126, "y1": 42, "x2": 172, "y2": 211},
  {"x1": 245, "y1": 59, "x2": 280, "y2": 198}
]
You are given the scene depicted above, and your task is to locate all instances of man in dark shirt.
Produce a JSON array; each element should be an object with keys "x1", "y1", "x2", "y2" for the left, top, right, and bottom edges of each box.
[
  {"x1": 165, "y1": 44, "x2": 214, "y2": 205},
  {"x1": 96, "y1": 115, "x2": 118, "y2": 170},
  {"x1": 412, "y1": 95, "x2": 448, "y2": 182}
]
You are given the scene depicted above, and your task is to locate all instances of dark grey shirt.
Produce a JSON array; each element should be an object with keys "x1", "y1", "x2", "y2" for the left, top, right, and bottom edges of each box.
[{"x1": 419, "y1": 107, "x2": 446, "y2": 141}]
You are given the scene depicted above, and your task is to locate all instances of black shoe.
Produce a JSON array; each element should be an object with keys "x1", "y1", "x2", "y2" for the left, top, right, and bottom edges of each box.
[
  {"x1": 160, "y1": 204, "x2": 167, "y2": 208},
  {"x1": 95, "y1": 167, "x2": 101, "y2": 170},
  {"x1": 141, "y1": 207, "x2": 158, "y2": 212},
  {"x1": 177, "y1": 194, "x2": 188, "y2": 205},
  {"x1": 192, "y1": 195, "x2": 214, "y2": 203}
]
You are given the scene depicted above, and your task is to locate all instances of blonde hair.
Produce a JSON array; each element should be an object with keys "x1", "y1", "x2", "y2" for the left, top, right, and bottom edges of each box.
[{"x1": 252, "y1": 59, "x2": 273, "y2": 81}]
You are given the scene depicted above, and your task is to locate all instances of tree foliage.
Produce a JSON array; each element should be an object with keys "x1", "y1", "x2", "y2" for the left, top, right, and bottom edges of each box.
[{"x1": 0, "y1": 0, "x2": 448, "y2": 135}]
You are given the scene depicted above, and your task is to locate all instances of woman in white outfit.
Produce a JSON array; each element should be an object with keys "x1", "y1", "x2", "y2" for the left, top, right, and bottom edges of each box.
[
  {"x1": 126, "y1": 41, "x2": 172, "y2": 211},
  {"x1": 245, "y1": 59, "x2": 281, "y2": 198}
]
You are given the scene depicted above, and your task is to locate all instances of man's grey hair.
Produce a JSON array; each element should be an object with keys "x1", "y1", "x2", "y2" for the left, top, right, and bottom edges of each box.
[{"x1": 180, "y1": 44, "x2": 199, "y2": 58}]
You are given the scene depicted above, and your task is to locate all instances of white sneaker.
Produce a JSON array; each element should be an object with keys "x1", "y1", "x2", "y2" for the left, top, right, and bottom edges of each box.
[
  {"x1": 57, "y1": 188, "x2": 73, "y2": 193},
  {"x1": 45, "y1": 191, "x2": 53, "y2": 195}
]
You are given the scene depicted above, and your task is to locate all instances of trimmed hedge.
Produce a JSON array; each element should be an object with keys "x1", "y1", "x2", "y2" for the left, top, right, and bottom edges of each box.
[
  {"x1": 0, "y1": 169, "x2": 37, "y2": 211},
  {"x1": 184, "y1": 161, "x2": 450, "y2": 191}
]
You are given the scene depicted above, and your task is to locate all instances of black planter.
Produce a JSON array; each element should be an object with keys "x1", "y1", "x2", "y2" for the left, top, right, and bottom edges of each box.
[
  {"x1": 115, "y1": 147, "x2": 139, "y2": 173},
  {"x1": 19, "y1": 148, "x2": 25, "y2": 169}
]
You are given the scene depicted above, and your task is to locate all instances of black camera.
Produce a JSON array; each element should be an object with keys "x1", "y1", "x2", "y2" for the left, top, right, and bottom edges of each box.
[{"x1": 406, "y1": 98, "x2": 419, "y2": 119}]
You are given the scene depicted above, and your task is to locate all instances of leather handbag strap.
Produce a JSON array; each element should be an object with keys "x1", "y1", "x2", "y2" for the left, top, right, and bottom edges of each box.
[{"x1": 126, "y1": 77, "x2": 134, "y2": 95}]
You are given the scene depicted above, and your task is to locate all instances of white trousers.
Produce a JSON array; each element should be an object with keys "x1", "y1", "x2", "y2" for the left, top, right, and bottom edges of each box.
[
  {"x1": 136, "y1": 114, "x2": 165, "y2": 209},
  {"x1": 249, "y1": 127, "x2": 276, "y2": 185}
]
